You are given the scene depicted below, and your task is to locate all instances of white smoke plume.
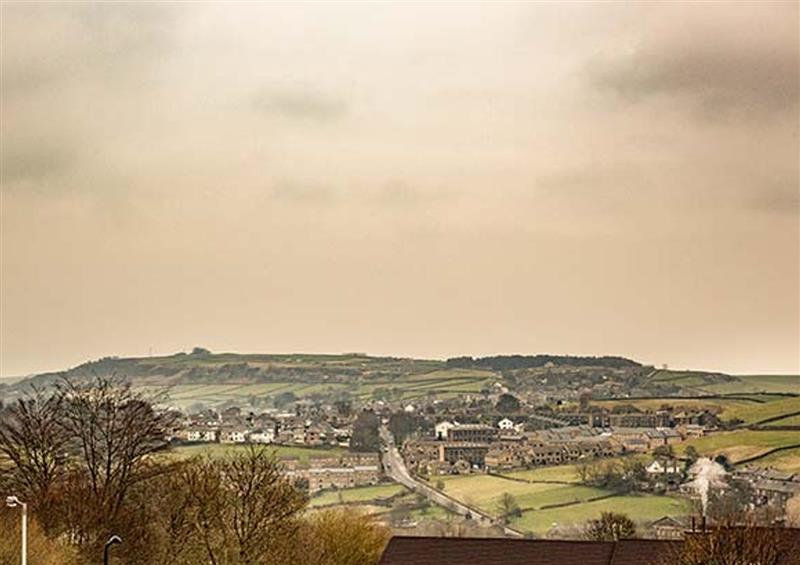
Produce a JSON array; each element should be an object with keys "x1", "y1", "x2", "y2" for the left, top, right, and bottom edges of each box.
[{"x1": 687, "y1": 457, "x2": 727, "y2": 516}]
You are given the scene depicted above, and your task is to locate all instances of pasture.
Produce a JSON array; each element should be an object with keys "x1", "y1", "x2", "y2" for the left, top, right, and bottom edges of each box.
[
  {"x1": 309, "y1": 483, "x2": 407, "y2": 507},
  {"x1": 677, "y1": 430, "x2": 800, "y2": 463},
  {"x1": 510, "y1": 493, "x2": 690, "y2": 535},
  {"x1": 699, "y1": 375, "x2": 800, "y2": 395},
  {"x1": 434, "y1": 464, "x2": 691, "y2": 536},
  {"x1": 171, "y1": 443, "x2": 345, "y2": 462},
  {"x1": 143, "y1": 367, "x2": 495, "y2": 409}
]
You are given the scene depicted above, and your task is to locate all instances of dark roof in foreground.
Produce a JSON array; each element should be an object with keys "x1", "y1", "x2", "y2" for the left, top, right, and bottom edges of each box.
[
  {"x1": 379, "y1": 532, "x2": 800, "y2": 565},
  {"x1": 377, "y1": 537, "x2": 628, "y2": 565}
]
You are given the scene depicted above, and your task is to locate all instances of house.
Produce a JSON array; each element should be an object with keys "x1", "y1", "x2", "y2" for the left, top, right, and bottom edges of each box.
[
  {"x1": 249, "y1": 428, "x2": 275, "y2": 444},
  {"x1": 435, "y1": 421, "x2": 455, "y2": 440},
  {"x1": 498, "y1": 418, "x2": 515, "y2": 430},
  {"x1": 646, "y1": 460, "x2": 682, "y2": 476},
  {"x1": 448, "y1": 424, "x2": 496, "y2": 443},
  {"x1": 648, "y1": 516, "x2": 689, "y2": 540},
  {"x1": 377, "y1": 537, "x2": 684, "y2": 565},
  {"x1": 185, "y1": 428, "x2": 219, "y2": 443},
  {"x1": 377, "y1": 533, "x2": 800, "y2": 565},
  {"x1": 220, "y1": 428, "x2": 248, "y2": 443}
]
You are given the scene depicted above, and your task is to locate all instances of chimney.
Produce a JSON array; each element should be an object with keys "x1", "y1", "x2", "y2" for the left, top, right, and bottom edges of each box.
[
  {"x1": 691, "y1": 516, "x2": 696, "y2": 532},
  {"x1": 701, "y1": 515, "x2": 707, "y2": 533}
]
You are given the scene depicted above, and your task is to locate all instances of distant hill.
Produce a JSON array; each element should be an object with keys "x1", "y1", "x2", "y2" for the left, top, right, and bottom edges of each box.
[{"x1": 5, "y1": 350, "x2": 758, "y2": 404}]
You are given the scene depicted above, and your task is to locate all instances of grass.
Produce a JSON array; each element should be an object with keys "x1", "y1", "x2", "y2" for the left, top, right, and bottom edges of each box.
[
  {"x1": 509, "y1": 493, "x2": 690, "y2": 535},
  {"x1": 309, "y1": 483, "x2": 406, "y2": 507},
  {"x1": 438, "y1": 474, "x2": 608, "y2": 516},
  {"x1": 677, "y1": 430, "x2": 800, "y2": 463},
  {"x1": 747, "y1": 447, "x2": 800, "y2": 473},
  {"x1": 145, "y1": 366, "x2": 494, "y2": 408},
  {"x1": 502, "y1": 464, "x2": 582, "y2": 483},
  {"x1": 591, "y1": 397, "x2": 754, "y2": 414},
  {"x1": 435, "y1": 463, "x2": 690, "y2": 536},
  {"x1": 720, "y1": 396, "x2": 800, "y2": 424},
  {"x1": 765, "y1": 413, "x2": 800, "y2": 426},
  {"x1": 700, "y1": 375, "x2": 800, "y2": 395},
  {"x1": 171, "y1": 443, "x2": 345, "y2": 462}
]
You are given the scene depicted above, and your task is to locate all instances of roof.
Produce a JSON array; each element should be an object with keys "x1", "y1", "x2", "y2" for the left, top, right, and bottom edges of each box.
[
  {"x1": 609, "y1": 539, "x2": 682, "y2": 565},
  {"x1": 377, "y1": 537, "x2": 615, "y2": 565}
]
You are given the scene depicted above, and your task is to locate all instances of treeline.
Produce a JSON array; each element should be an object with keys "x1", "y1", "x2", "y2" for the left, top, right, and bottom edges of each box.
[
  {"x1": 445, "y1": 354, "x2": 642, "y2": 371},
  {"x1": 0, "y1": 377, "x2": 388, "y2": 565}
]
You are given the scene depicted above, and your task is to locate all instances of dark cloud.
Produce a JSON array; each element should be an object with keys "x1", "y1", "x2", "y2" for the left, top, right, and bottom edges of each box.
[
  {"x1": 1, "y1": 3, "x2": 177, "y2": 95},
  {"x1": 750, "y1": 188, "x2": 800, "y2": 215},
  {"x1": 587, "y1": 6, "x2": 798, "y2": 119},
  {"x1": 1, "y1": 143, "x2": 74, "y2": 185},
  {"x1": 253, "y1": 87, "x2": 348, "y2": 122}
]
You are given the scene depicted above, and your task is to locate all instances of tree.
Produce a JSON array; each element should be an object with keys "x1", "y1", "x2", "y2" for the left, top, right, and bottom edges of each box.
[
  {"x1": 300, "y1": 509, "x2": 389, "y2": 565},
  {"x1": 584, "y1": 512, "x2": 636, "y2": 541},
  {"x1": 180, "y1": 447, "x2": 307, "y2": 565},
  {"x1": 350, "y1": 410, "x2": 380, "y2": 452},
  {"x1": 274, "y1": 391, "x2": 298, "y2": 408},
  {"x1": 0, "y1": 387, "x2": 68, "y2": 514},
  {"x1": 495, "y1": 394, "x2": 520, "y2": 414},
  {"x1": 497, "y1": 492, "x2": 522, "y2": 523},
  {"x1": 668, "y1": 513, "x2": 800, "y2": 565},
  {"x1": 0, "y1": 511, "x2": 80, "y2": 565},
  {"x1": 55, "y1": 377, "x2": 178, "y2": 532},
  {"x1": 653, "y1": 444, "x2": 675, "y2": 459}
]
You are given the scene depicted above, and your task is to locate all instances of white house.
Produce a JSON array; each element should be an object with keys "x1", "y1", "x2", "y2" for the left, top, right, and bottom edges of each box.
[
  {"x1": 497, "y1": 418, "x2": 515, "y2": 430},
  {"x1": 186, "y1": 428, "x2": 219, "y2": 443},
  {"x1": 435, "y1": 421, "x2": 455, "y2": 440},
  {"x1": 646, "y1": 460, "x2": 681, "y2": 475},
  {"x1": 221, "y1": 429, "x2": 248, "y2": 444},
  {"x1": 249, "y1": 429, "x2": 275, "y2": 444}
]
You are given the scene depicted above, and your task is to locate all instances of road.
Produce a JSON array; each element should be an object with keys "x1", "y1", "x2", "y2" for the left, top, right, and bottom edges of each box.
[{"x1": 379, "y1": 426, "x2": 524, "y2": 537}]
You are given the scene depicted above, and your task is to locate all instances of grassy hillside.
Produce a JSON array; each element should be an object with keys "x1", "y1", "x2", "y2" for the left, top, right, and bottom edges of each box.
[
  {"x1": 677, "y1": 430, "x2": 800, "y2": 463},
  {"x1": 435, "y1": 462, "x2": 690, "y2": 535}
]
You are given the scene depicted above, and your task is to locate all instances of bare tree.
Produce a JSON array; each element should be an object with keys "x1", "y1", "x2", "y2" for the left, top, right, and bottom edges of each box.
[
  {"x1": 56, "y1": 375, "x2": 178, "y2": 522},
  {"x1": 181, "y1": 446, "x2": 307, "y2": 565},
  {"x1": 666, "y1": 513, "x2": 800, "y2": 565},
  {"x1": 0, "y1": 387, "x2": 68, "y2": 511}
]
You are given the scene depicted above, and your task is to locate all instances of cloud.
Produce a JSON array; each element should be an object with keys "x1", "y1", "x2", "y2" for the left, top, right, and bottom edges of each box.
[
  {"x1": 586, "y1": 3, "x2": 798, "y2": 119},
  {"x1": 270, "y1": 179, "x2": 338, "y2": 203},
  {"x1": 1, "y1": 3, "x2": 177, "y2": 95},
  {"x1": 253, "y1": 86, "x2": 348, "y2": 122},
  {"x1": 1, "y1": 142, "x2": 74, "y2": 185},
  {"x1": 750, "y1": 188, "x2": 800, "y2": 215}
]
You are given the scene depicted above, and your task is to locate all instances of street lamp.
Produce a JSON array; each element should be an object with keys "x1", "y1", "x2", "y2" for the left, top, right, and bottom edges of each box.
[
  {"x1": 5, "y1": 496, "x2": 27, "y2": 565},
  {"x1": 103, "y1": 534, "x2": 122, "y2": 565}
]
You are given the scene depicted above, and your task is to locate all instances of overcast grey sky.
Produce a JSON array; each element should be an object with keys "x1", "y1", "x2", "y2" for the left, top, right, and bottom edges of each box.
[{"x1": 1, "y1": 1, "x2": 798, "y2": 377}]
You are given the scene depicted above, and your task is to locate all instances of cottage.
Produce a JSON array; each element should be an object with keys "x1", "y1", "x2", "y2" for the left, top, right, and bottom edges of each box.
[{"x1": 498, "y1": 418, "x2": 515, "y2": 430}]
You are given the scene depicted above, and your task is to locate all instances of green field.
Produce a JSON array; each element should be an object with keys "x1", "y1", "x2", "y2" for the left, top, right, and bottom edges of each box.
[
  {"x1": 747, "y1": 447, "x2": 800, "y2": 473},
  {"x1": 765, "y1": 413, "x2": 800, "y2": 426},
  {"x1": 591, "y1": 396, "x2": 754, "y2": 414},
  {"x1": 440, "y1": 474, "x2": 608, "y2": 514},
  {"x1": 141, "y1": 367, "x2": 495, "y2": 408},
  {"x1": 435, "y1": 464, "x2": 690, "y2": 536},
  {"x1": 678, "y1": 430, "x2": 800, "y2": 463},
  {"x1": 721, "y1": 396, "x2": 800, "y2": 424},
  {"x1": 503, "y1": 465, "x2": 582, "y2": 483},
  {"x1": 510, "y1": 493, "x2": 690, "y2": 535},
  {"x1": 309, "y1": 483, "x2": 406, "y2": 507},
  {"x1": 699, "y1": 375, "x2": 800, "y2": 395},
  {"x1": 171, "y1": 443, "x2": 345, "y2": 462}
]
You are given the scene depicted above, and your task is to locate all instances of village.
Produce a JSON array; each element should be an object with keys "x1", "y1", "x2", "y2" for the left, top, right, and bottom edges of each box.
[{"x1": 168, "y1": 386, "x2": 800, "y2": 525}]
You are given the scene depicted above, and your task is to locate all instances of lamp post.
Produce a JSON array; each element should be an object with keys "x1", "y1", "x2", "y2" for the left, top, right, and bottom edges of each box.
[
  {"x1": 103, "y1": 534, "x2": 122, "y2": 565},
  {"x1": 5, "y1": 496, "x2": 27, "y2": 565}
]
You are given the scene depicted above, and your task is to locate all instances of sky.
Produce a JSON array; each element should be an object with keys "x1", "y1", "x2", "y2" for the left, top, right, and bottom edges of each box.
[{"x1": 1, "y1": 1, "x2": 798, "y2": 377}]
